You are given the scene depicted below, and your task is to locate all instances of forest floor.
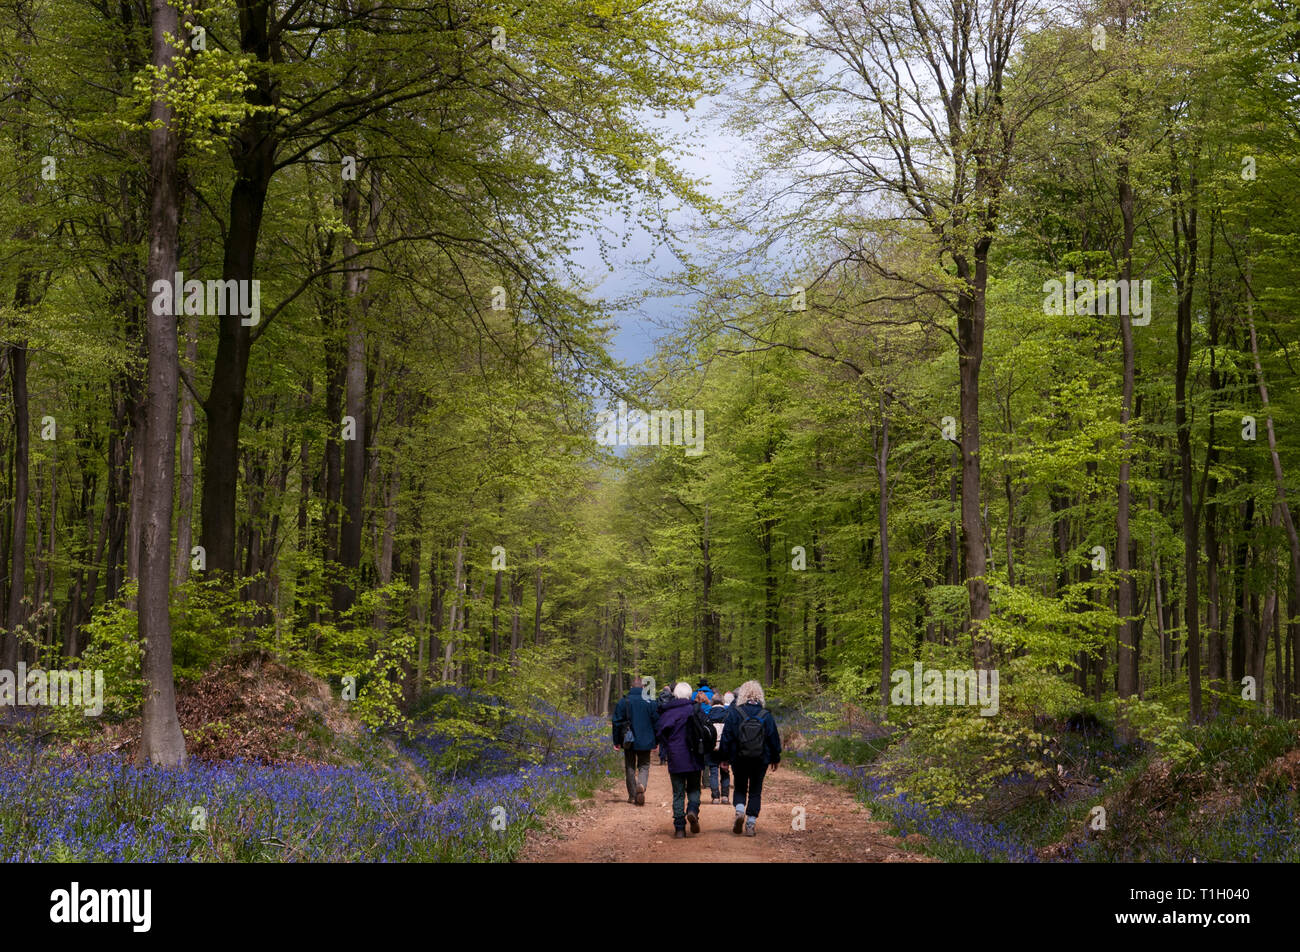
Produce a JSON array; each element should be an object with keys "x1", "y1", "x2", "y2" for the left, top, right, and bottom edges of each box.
[{"x1": 517, "y1": 760, "x2": 935, "y2": 863}]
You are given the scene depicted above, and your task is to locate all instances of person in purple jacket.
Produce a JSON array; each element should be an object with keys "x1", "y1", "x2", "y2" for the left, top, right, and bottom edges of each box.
[{"x1": 655, "y1": 681, "x2": 707, "y2": 838}]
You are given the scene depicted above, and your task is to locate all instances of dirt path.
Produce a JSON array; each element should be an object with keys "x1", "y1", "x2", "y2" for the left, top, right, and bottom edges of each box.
[{"x1": 518, "y1": 761, "x2": 935, "y2": 863}]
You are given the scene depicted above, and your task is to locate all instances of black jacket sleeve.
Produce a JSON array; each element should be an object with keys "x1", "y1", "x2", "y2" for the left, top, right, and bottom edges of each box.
[
  {"x1": 765, "y1": 711, "x2": 782, "y2": 764},
  {"x1": 611, "y1": 697, "x2": 626, "y2": 745}
]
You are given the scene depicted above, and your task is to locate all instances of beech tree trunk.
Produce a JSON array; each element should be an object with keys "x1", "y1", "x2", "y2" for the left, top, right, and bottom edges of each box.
[
  {"x1": 199, "y1": 0, "x2": 277, "y2": 579},
  {"x1": 954, "y1": 244, "x2": 992, "y2": 664},
  {"x1": 173, "y1": 300, "x2": 198, "y2": 588},
  {"x1": 1245, "y1": 283, "x2": 1300, "y2": 712},
  {"x1": 2, "y1": 341, "x2": 29, "y2": 672},
  {"x1": 1115, "y1": 49, "x2": 1139, "y2": 701},
  {"x1": 442, "y1": 526, "x2": 467, "y2": 681},
  {"x1": 533, "y1": 542, "x2": 544, "y2": 646},
  {"x1": 877, "y1": 390, "x2": 892, "y2": 705},
  {"x1": 1172, "y1": 154, "x2": 1202, "y2": 719},
  {"x1": 139, "y1": 0, "x2": 187, "y2": 767},
  {"x1": 335, "y1": 177, "x2": 370, "y2": 615}
]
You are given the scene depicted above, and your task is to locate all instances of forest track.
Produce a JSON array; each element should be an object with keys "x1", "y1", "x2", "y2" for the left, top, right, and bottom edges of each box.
[{"x1": 517, "y1": 760, "x2": 936, "y2": 863}]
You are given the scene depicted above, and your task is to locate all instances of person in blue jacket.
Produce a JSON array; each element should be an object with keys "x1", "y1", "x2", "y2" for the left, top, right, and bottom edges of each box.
[
  {"x1": 718, "y1": 679, "x2": 781, "y2": 837},
  {"x1": 655, "y1": 682, "x2": 706, "y2": 838},
  {"x1": 697, "y1": 679, "x2": 715, "y2": 703},
  {"x1": 612, "y1": 677, "x2": 660, "y2": 806}
]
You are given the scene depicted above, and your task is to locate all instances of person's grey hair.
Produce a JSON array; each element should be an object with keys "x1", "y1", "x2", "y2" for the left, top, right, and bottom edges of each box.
[
  {"x1": 673, "y1": 681, "x2": 693, "y2": 699},
  {"x1": 735, "y1": 680, "x2": 765, "y2": 706}
]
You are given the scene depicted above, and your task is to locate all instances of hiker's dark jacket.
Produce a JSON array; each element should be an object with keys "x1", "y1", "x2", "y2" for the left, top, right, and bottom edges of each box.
[
  {"x1": 705, "y1": 703, "x2": 729, "y2": 764},
  {"x1": 655, "y1": 697, "x2": 706, "y2": 773},
  {"x1": 719, "y1": 700, "x2": 781, "y2": 766},
  {"x1": 611, "y1": 689, "x2": 660, "y2": 751}
]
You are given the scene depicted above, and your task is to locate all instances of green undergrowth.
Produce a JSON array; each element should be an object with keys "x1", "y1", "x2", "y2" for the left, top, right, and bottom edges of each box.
[{"x1": 787, "y1": 697, "x2": 1300, "y2": 863}]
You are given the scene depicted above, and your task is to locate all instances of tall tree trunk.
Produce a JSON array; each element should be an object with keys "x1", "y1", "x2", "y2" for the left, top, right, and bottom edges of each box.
[
  {"x1": 1115, "y1": 74, "x2": 1139, "y2": 702},
  {"x1": 442, "y1": 527, "x2": 467, "y2": 681},
  {"x1": 334, "y1": 178, "x2": 372, "y2": 615},
  {"x1": 1153, "y1": 549, "x2": 1167, "y2": 683},
  {"x1": 1231, "y1": 499, "x2": 1253, "y2": 686},
  {"x1": 489, "y1": 552, "x2": 502, "y2": 683},
  {"x1": 322, "y1": 326, "x2": 344, "y2": 579},
  {"x1": 198, "y1": 0, "x2": 277, "y2": 578},
  {"x1": 533, "y1": 542, "x2": 544, "y2": 646},
  {"x1": 1244, "y1": 284, "x2": 1300, "y2": 713},
  {"x1": 1258, "y1": 520, "x2": 1277, "y2": 710},
  {"x1": 1204, "y1": 387, "x2": 1223, "y2": 708},
  {"x1": 103, "y1": 388, "x2": 132, "y2": 602},
  {"x1": 957, "y1": 242, "x2": 991, "y2": 665},
  {"x1": 701, "y1": 506, "x2": 718, "y2": 674},
  {"x1": 3, "y1": 0, "x2": 41, "y2": 669},
  {"x1": 173, "y1": 190, "x2": 201, "y2": 589},
  {"x1": 1205, "y1": 217, "x2": 1224, "y2": 709},
  {"x1": 173, "y1": 301, "x2": 198, "y2": 587},
  {"x1": 2, "y1": 341, "x2": 29, "y2": 672},
  {"x1": 1051, "y1": 491, "x2": 1083, "y2": 690},
  {"x1": 1172, "y1": 156, "x2": 1201, "y2": 719},
  {"x1": 509, "y1": 571, "x2": 523, "y2": 668},
  {"x1": 878, "y1": 390, "x2": 892, "y2": 705},
  {"x1": 428, "y1": 544, "x2": 445, "y2": 681},
  {"x1": 0, "y1": 363, "x2": 11, "y2": 623},
  {"x1": 45, "y1": 451, "x2": 57, "y2": 651},
  {"x1": 1206, "y1": 492, "x2": 1223, "y2": 706},
  {"x1": 812, "y1": 530, "x2": 827, "y2": 684},
  {"x1": 615, "y1": 594, "x2": 626, "y2": 696},
  {"x1": 378, "y1": 459, "x2": 399, "y2": 585},
  {"x1": 762, "y1": 528, "x2": 776, "y2": 685},
  {"x1": 139, "y1": 0, "x2": 187, "y2": 766}
]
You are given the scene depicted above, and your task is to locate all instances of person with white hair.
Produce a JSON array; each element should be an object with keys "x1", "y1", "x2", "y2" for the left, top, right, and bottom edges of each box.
[
  {"x1": 718, "y1": 680, "x2": 781, "y2": 837},
  {"x1": 654, "y1": 681, "x2": 709, "y2": 838}
]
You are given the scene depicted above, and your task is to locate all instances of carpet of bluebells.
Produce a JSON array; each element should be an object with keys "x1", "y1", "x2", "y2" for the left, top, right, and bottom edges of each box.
[
  {"x1": 0, "y1": 701, "x2": 611, "y2": 862},
  {"x1": 788, "y1": 747, "x2": 1040, "y2": 862},
  {"x1": 1051, "y1": 791, "x2": 1300, "y2": 863},
  {"x1": 789, "y1": 724, "x2": 1300, "y2": 863}
]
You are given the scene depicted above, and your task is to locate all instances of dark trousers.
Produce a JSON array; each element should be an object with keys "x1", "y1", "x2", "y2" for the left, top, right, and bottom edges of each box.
[
  {"x1": 623, "y1": 748, "x2": 650, "y2": 798},
  {"x1": 669, "y1": 771, "x2": 701, "y2": 829},
  {"x1": 732, "y1": 759, "x2": 766, "y2": 818},
  {"x1": 708, "y1": 761, "x2": 730, "y2": 797}
]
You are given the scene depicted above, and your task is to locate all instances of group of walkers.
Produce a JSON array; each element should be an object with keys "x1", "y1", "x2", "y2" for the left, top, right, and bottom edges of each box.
[{"x1": 612, "y1": 675, "x2": 781, "y2": 839}]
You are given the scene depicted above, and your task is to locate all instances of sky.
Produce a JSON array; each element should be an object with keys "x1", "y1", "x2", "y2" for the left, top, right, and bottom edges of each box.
[{"x1": 569, "y1": 98, "x2": 751, "y2": 369}]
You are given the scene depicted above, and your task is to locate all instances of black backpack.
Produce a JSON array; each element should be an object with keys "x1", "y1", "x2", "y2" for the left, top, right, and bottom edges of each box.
[
  {"x1": 736, "y1": 705, "x2": 768, "y2": 759},
  {"x1": 685, "y1": 706, "x2": 716, "y2": 758}
]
